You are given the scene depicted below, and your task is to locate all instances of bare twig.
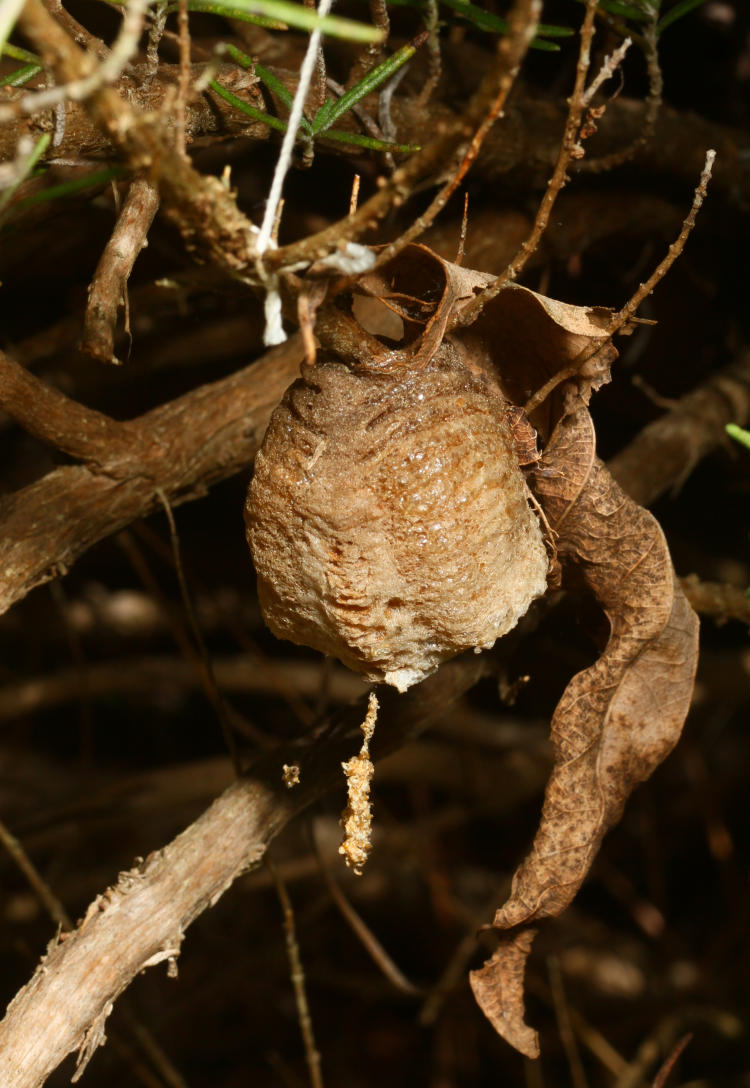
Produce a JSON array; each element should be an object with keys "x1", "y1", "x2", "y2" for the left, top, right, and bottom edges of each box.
[
  {"x1": 265, "y1": 0, "x2": 541, "y2": 274},
  {"x1": 548, "y1": 955, "x2": 588, "y2": 1088},
  {"x1": 345, "y1": 0, "x2": 389, "y2": 86},
  {"x1": 175, "y1": 0, "x2": 191, "y2": 153},
  {"x1": 523, "y1": 149, "x2": 716, "y2": 416},
  {"x1": 416, "y1": 0, "x2": 441, "y2": 108},
  {"x1": 581, "y1": 37, "x2": 631, "y2": 107},
  {"x1": 144, "y1": 0, "x2": 168, "y2": 82},
  {"x1": 453, "y1": 0, "x2": 600, "y2": 328},
  {"x1": 42, "y1": 0, "x2": 108, "y2": 58},
  {"x1": 313, "y1": 832, "x2": 422, "y2": 996},
  {"x1": 267, "y1": 856, "x2": 324, "y2": 1088},
  {"x1": 81, "y1": 176, "x2": 160, "y2": 364},
  {"x1": 652, "y1": 1033, "x2": 693, "y2": 1088},
  {"x1": 0, "y1": 818, "x2": 71, "y2": 929},
  {"x1": 371, "y1": 0, "x2": 541, "y2": 271},
  {"x1": 0, "y1": 656, "x2": 486, "y2": 1088},
  {"x1": 582, "y1": 4, "x2": 662, "y2": 174},
  {"x1": 0, "y1": 0, "x2": 149, "y2": 123},
  {"x1": 156, "y1": 489, "x2": 242, "y2": 774}
]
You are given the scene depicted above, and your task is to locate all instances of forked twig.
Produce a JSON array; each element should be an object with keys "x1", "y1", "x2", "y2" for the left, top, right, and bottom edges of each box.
[
  {"x1": 583, "y1": 3, "x2": 663, "y2": 174},
  {"x1": 373, "y1": 0, "x2": 541, "y2": 271},
  {"x1": 453, "y1": 0, "x2": 601, "y2": 329},
  {"x1": 524, "y1": 149, "x2": 716, "y2": 416}
]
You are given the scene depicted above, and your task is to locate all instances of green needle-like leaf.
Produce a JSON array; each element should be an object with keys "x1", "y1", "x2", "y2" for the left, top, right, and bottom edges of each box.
[
  {"x1": 254, "y1": 61, "x2": 313, "y2": 134},
  {"x1": 0, "y1": 132, "x2": 51, "y2": 215},
  {"x1": 0, "y1": 62, "x2": 42, "y2": 87},
  {"x1": 3, "y1": 166, "x2": 123, "y2": 219},
  {"x1": 0, "y1": 0, "x2": 26, "y2": 58},
  {"x1": 188, "y1": 0, "x2": 384, "y2": 40},
  {"x1": 312, "y1": 35, "x2": 424, "y2": 136},
  {"x1": 2, "y1": 42, "x2": 40, "y2": 63},
  {"x1": 437, "y1": 0, "x2": 571, "y2": 47},
  {"x1": 726, "y1": 423, "x2": 750, "y2": 451},
  {"x1": 321, "y1": 128, "x2": 419, "y2": 152},
  {"x1": 210, "y1": 79, "x2": 289, "y2": 132},
  {"x1": 311, "y1": 96, "x2": 336, "y2": 133},
  {"x1": 163, "y1": 1, "x2": 286, "y2": 28}
]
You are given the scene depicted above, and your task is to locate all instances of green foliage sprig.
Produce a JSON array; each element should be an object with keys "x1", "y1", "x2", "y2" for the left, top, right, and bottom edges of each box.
[{"x1": 213, "y1": 38, "x2": 422, "y2": 152}]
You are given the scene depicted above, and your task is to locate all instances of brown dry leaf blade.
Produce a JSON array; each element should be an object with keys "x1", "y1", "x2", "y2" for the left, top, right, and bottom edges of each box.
[
  {"x1": 361, "y1": 246, "x2": 615, "y2": 422},
  {"x1": 469, "y1": 930, "x2": 540, "y2": 1059},
  {"x1": 472, "y1": 404, "x2": 698, "y2": 1051}
]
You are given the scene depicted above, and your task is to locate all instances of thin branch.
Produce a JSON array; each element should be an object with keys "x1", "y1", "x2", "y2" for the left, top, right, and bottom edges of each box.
[
  {"x1": 0, "y1": 819, "x2": 72, "y2": 929},
  {"x1": 43, "y1": 0, "x2": 109, "y2": 59},
  {"x1": 582, "y1": 5, "x2": 662, "y2": 174},
  {"x1": 453, "y1": 0, "x2": 600, "y2": 329},
  {"x1": 264, "y1": 0, "x2": 541, "y2": 273},
  {"x1": 314, "y1": 832, "x2": 423, "y2": 996},
  {"x1": 157, "y1": 489, "x2": 242, "y2": 774},
  {"x1": 267, "y1": 856, "x2": 324, "y2": 1088},
  {"x1": 81, "y1": 176, "x2": 160, "y2": 364},
  {"x1": 523, "y1": 148, "x2": 716, "y2": 416},
  {"x1": 372, "y1": 0, "x2": 541, "y2": 271},
  {"x1": 175, "y1": 0, "x2": 191, "y2": 153},
  {"x1": 0, "y1": 0, "x2": 149, "y2": 123},
  {"x1": 0, "y1": 656, "x2": 486, "y2": 1088}
]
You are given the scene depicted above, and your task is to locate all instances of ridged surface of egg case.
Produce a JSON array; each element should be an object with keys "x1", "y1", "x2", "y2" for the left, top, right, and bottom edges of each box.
[{"x1": 246, "y1": 347, "x2": 549, "y2": 690}]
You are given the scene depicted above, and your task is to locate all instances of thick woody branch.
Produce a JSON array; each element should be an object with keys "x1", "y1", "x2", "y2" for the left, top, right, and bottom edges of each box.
[
  {"x1": 0, "y1": 656, "x2": 485, "y2": 1088},
  {"x1": 608, "y1": 349, "x2": 750, "y2": 506},
  {"x1": 0, "y1": 349, "x2": 148, "y2": 471},
  {"x1": 0, "y1": 336, "x2": 304, "y2": 615}
]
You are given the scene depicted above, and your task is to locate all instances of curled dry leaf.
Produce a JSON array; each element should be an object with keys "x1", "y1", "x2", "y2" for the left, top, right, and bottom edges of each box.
[{"x1": 470, "y1": 403, "x2": 699, "y2": 1056}]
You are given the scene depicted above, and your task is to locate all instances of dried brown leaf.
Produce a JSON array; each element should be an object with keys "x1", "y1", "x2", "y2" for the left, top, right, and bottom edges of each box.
[
  {"x1": 470, "y1": 930, "x2": 540, "y2": 1058},
  {"x1": 471, "y1": 403, "x2": 699, "y2": 1050}
]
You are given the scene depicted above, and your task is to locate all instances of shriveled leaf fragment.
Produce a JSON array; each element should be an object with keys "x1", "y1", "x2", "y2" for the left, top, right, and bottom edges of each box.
[
  {"x1": 469, "y1": 931, "x2": 539, "y2": 1058},
  {"x1": 471, "y1": 402, "x2": 699, "y2": 1050}
]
